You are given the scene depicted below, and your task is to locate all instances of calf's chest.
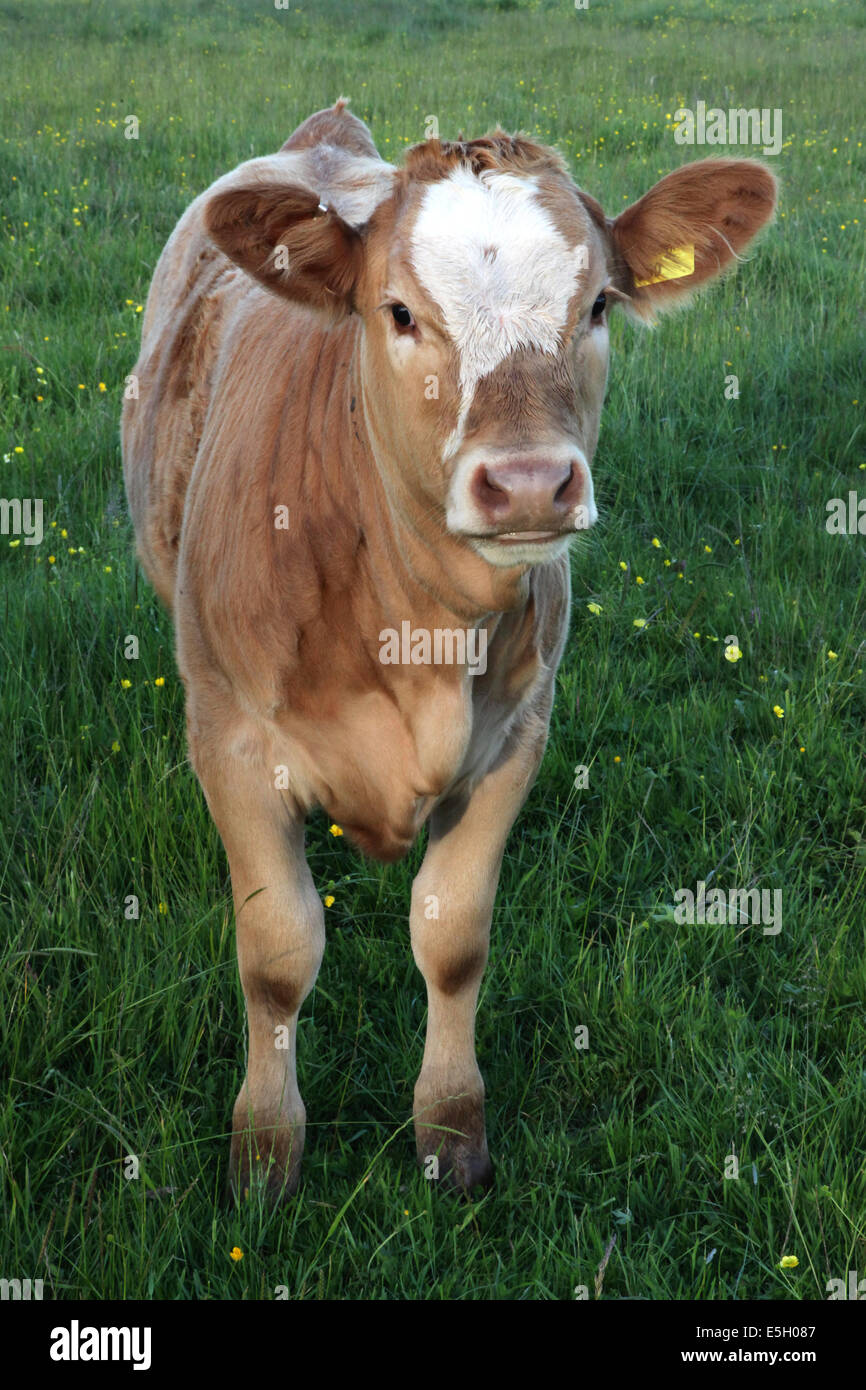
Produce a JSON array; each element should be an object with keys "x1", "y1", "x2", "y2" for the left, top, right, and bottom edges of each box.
[{"x1": 282, "y1": 635, "x2": 543, "y2": 862}]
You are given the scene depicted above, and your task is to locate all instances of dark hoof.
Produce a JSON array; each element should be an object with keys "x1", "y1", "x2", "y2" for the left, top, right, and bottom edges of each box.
[
  {"x1": 439, "y1": 1149, "x2": 494, "y2": 1194},
  {"x1": 416, "y1": 1137, "x2": 494, "y2": 1193},
  {"x1": 229, "y1": 1133, "x2": 302, "y2": 1207}
]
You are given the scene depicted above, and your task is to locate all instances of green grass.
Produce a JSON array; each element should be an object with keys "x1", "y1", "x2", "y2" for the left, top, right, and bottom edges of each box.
[{"x1": 1, "y1": 0, "x2": 864, "y2": 1301}]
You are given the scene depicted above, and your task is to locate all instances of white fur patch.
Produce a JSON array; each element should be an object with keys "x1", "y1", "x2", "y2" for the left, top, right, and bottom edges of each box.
[
  {"x1": 305, "y1": 145, "x2": 396, "y2": 227},
  {"x1": 410, "y1": 167, "x2": 582, "y2": 456},
  {"x1": 204, "y1": 148, "x2": 395, "y2": 234}
]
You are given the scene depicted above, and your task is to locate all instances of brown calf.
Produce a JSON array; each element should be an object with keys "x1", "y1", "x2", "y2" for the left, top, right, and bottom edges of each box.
[{"x1": 122, "y1": 100, "x2": 776, "y2": 1196}]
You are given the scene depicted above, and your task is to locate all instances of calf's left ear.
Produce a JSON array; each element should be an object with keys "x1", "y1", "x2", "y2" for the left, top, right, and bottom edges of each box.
[{"x1": 609, "y1": 158, "x2": 778, "y2": 321}]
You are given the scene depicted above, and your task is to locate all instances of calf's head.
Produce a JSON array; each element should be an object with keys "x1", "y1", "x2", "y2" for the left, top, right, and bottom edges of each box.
[{"x1": 206, "y1": 102, "x2": 776, "y2": 579}]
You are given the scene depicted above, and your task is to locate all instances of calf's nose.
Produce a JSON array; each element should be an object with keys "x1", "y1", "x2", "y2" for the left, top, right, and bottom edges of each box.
[{"x1": 470, "y1": 458, "x2": 588, "y2": 530}]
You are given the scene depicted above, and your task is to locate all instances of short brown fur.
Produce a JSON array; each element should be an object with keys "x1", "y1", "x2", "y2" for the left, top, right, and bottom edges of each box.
[{"x1": 122, "y1": 102, "x2": 776, "y2": 1197}]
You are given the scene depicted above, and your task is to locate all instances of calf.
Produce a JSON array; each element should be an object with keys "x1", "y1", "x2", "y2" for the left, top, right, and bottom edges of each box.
[{"x1": 122, "y1": 100, "x2": 776, "y2": 1197}]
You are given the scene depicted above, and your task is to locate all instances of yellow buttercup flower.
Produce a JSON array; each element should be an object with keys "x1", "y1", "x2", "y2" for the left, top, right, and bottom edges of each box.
[
  {"x1": 586, "y1": 603, "x2": 602, "y2": 615},
  {"x1": 725, "y1": 646, "x2": 743, "y2": 663},
  {"x1": 324, "y1": 895, "x2": 335, "y2": 908},
  {"x1": 779, "y1": 1255, "x2": 798, "y2": 1269},
  {"x1": 329, "y1": 823, "x2": 343, "y2": 837},
  {"x1": 773, "y1": 705, "x2": 784, "y2": 718},
  {"x1": 229, "y1": 1247, "x2": 243, "y2": 1262}
]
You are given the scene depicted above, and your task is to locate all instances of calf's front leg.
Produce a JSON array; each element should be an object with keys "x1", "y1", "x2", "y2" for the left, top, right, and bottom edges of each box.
[
  {"x1": 189, "y1": 728, "x2": 325, "y2": 1203},
  {"x1": 410, "y1": 721, "x2": 548, "y2": 1191}
]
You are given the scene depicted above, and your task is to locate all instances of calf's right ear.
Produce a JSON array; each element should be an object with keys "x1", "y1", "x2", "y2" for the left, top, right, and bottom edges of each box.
[{"x1": 205, "y1": 180, "x2": 363, "y2": 316}]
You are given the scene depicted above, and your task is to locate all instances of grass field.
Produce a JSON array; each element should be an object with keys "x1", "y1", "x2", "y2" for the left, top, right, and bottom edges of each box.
[{"x1": 1, "y1": 0, "x2": 864, "y2": 1301}]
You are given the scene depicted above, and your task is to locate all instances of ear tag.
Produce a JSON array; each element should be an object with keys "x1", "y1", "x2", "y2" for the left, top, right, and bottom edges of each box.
[{"x1": 634, "y1": 244, "x2": 695, "y2": 287}]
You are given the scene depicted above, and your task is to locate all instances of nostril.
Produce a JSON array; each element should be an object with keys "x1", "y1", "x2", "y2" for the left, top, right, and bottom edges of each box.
[
  {"x1": 551, "y1": 460, "x2": 587, "y2": 512},
  {"x1": 472, "y1": 466, "x2": 511, "y2": 513},
  {"x1": 554, "y1": 464, "x2": 575, "y2": 505}
]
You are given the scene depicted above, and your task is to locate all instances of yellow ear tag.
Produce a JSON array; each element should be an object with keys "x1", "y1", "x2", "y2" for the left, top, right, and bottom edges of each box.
[{"x1": 634, "y1": 244, "x2": 695, "y2": 287}]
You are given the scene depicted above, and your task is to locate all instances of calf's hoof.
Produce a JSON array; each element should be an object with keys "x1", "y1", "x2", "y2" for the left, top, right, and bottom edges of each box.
[
  {"x1": 228, "y1": 1121, "x2": 304, "y2": 1206},
  {"x1": 414, "y1": 1090, "x2": 494, "y2": 1193},
  {"x1": 421, "y1": 1142, "x2": 494, "y2": 1194}
]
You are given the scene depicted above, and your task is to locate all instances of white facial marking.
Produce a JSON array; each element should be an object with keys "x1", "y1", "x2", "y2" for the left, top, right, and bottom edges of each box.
[{"x1": 410, "y1": 167, "x2": 581, "y2": 456}]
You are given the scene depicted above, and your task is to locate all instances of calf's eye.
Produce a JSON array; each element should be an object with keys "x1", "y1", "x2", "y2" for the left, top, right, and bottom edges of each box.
[
  {"x1": 591, "y1": 293, "x2": 607, "y2": 320},
  {"x1": 391, "y1": 303, "x2": 415, "y2": 330}
]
